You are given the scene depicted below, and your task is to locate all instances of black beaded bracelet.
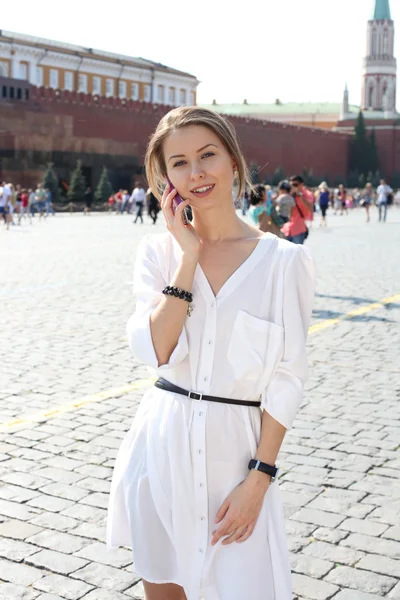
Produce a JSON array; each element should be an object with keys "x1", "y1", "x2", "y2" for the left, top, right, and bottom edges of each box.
[{"x1": 162, "y1": 286, "x2": 193, "y2": 304}]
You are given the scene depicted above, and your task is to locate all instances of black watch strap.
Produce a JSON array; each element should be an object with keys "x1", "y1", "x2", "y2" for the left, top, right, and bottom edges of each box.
[{"x1": 248, "y1": 459, "x2": 278, "y2": 481}]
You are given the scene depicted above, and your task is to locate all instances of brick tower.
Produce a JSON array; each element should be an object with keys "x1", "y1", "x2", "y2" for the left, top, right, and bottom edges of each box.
[{"x1": 362, "y1": 0, "x2": 397, "y2": 114}]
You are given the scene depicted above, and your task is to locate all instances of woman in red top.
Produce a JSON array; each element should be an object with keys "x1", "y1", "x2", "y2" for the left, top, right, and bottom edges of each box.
[
  {"x1": 338, "y1": 184, "x2": 348, "y2": 215},
  {"x1": 18, "y1": 189, "x2": 31, "y2": 224}
]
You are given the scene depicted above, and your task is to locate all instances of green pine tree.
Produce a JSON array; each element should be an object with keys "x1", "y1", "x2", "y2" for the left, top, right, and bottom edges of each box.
[
  {"x1": 391, "y1": 171, "x2": 400, "y2": 189},
  {"x1": 95, "y1": 167, "x2": 113, "y2": 203},
  {"x1": 67, "y1": 161, "x2": 86, "y2": 203},
  {"x1": 366, "y1": 171, "x2": 374, "y2": 185},
  {"x1": 272, "y1": 166, "x2": 284, "y2": 186},
  {"x1": 358, "y1": 173, "x2": 365, "y2": 188},
  {"x1": 369, "y1": 129, "x2": 380, "y2": 173},
  {"x1": 350, "y1": 111, "x2": 370, "y2": 176},
  {"x1": 372, "y1": 170, "x2": 381, "y2": 187},
  {"x1": 42, "y1": 163, "x2": 61, "y2": 202}
]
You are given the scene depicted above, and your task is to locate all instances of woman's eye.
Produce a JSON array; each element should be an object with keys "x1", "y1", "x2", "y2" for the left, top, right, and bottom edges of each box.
[
  {"x1": 173, "y1": 160, "x2": 185, "y2": 167},
  {"x1": 202, "y1": 152, "x2": 215, "y2": 159}
]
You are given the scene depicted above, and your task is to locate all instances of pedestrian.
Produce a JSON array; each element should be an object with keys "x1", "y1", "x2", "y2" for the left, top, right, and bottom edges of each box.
[
  {"x1": 107, "y1": 106, "x2": 316, "y2": 600},
  {"x1": 0, "y1": 181, "x2": 11, "y2": 230},
  {"x1": 317, "y1": 181, "x2": 330, "y2": 227},
  {"x1": 241, "y1": 190, "x2": 249, "y2": 215},
  {"x1": 84, "y1": 186, "x2": 93, "y2": 216},
  {"x1": 275, "y1": 180, "x2": 295, "y2": 224},
  {"x1": 34, "y1": 183, "x2": 46, "y2": 220},
  {"x1": 147, "y1": 187, "x2": 161, "y2": 224},
  {"x1": 45, "y1": 188, "x2": 55, "y2": 217},
  {"x1": 28, "y1": 188, "x2": 36, "y2": 216},
  {"x1": 360, "y1": 182, "x2": 374, "y2": 223},
  {"x1": 376, "y1": 178, "x2": 392, "y2": 222},
  {"x1": 282, "y1": 175, "x2": 314, "y2": 244},
  {"x1": 19, "y1": 188, "x2": 32, "y2": 224},
  {"x1": 338, "y1": 184, "x2": 348, "y2": 215},
  {"x1": 249, "y1": 184, "x2": 283, "y2": 237},
  {"x1": 394, "y1": 188, "x2": 400, "y2": 208},
  {"x1": 122, "y1": 190, "x2": 130, "y2": 213},
  {"x1": 131, "y1": 182, "x2": 146, "y2": 224}
]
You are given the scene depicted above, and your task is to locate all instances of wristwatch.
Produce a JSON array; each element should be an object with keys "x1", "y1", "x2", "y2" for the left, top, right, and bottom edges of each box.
[{"x1": 248, "y1": 459, "x2": 279, "y2": 483}]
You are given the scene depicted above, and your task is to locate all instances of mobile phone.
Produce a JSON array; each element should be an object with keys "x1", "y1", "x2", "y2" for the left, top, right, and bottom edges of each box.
[{"x1": 166, "y1": 176, "x2": 189, "y2": 224}]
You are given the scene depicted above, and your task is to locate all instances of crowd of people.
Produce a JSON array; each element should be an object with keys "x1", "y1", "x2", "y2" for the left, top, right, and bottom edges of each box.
[
  {"x1": 0, "y1": 182, "x2": 55, "y2": 229},
  {"x1": 2, "y1": 176, "x2": 399, "y2": 235},
  {"x1": 241, "y1": 177, "x2": 400, "y2": 244}
]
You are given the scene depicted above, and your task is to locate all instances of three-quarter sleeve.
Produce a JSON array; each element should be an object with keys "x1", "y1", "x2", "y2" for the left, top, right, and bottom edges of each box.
[
  {"x1": 126, "y1": 235, "x2": 189, "y2": 369},
  {"x1": 262, "y1": 246, "x2": 316, "y2": 429}
]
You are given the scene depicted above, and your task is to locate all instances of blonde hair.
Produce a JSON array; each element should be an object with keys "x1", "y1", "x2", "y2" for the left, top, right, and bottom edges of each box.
[{"x1": 145, "y1": 106, "x2": 253, "y2": 201}]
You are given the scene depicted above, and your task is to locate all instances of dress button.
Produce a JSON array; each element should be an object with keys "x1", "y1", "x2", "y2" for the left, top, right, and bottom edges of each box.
[
  {"x1": 208, "y1": 340, "x2": 212, "y2": 345},
  {"x1": 198, "y1": 449, "x2": 202, "y2": 454},
  {"x1": 200, "y1": 483, "x2": 204, "y2": 487},
  {"x1": 199, "y1": 548, "x2": 204, "y2": 553},
  {"x1": 204, "y1": 376, "x2": 208, "y2": 382},
  {"x1": 199, "y1": 412, "x2": 203, "y2": 416},
  {"x1": 201, "y1": 517, "x2": 205, "y2": 521}
]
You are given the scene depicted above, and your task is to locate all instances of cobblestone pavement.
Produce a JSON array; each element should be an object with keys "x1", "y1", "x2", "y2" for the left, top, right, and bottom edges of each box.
[{"x1": 0, "y1": 207, "x2": 399, "y2": 600}]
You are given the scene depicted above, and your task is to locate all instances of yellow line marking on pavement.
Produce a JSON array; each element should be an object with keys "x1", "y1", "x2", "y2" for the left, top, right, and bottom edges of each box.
[
  {"x1": 0, "y1": 379, "x2": 155, "y2": 432},
  {"x1": 2, "y1": 293, "x2": 399, "y2": 431},
  {"x1": 308, "y1": 293, "x2": 400, "y2": 335}
]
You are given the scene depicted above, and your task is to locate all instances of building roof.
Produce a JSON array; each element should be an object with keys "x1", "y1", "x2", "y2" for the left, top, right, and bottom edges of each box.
[
  {"x1": 0, "y1": 29, "x2": 198, "y2": 80},
  {"x1": 200, "y1": 101, "x2": 360, "y2": 117},
  {"x1": 373, "y1": 0, "x2": 391, "y2": 20}
]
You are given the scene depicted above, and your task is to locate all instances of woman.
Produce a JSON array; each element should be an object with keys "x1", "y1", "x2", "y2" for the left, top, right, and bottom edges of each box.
[
  {"x1": 338, "y1": 184, "x2": 347, "y2": 215},
  {"x1": 317, "y1": 182, "x2": 330, "y2": 227},
  {"x1": 107, "y1": 107, "x2": 315, "y2": 600},
  {"x1": 360, "y1": 182, "x2": 374, "y2": 222},
  {"x1": 249, "y1": 184, "x2": 283, "y2": 237}
]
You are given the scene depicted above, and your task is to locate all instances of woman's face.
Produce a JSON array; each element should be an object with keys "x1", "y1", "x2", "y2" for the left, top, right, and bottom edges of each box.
[{"x1": 163, "y1": 125, "x2": 236, "y2": 210}]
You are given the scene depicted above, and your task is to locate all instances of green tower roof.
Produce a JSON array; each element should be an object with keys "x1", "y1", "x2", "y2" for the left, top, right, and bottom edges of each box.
[{"x1": 373, "y1": 0, "x2": 391, "y2": 20}]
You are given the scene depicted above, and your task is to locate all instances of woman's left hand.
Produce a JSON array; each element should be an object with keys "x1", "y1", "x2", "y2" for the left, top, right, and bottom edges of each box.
[{"x1": 211, "y1": 471, "x2": 270, "y2": 546}]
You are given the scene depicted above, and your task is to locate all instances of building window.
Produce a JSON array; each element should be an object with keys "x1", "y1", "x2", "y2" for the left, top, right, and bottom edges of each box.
[
  {"x1": 131, "y1": 82, "x2": 139, "y2": 100},
  {"x1": 157, "y1": 85, "x2": 165, "y2": 103},
  {"x1": 0, "y1": 60, "x2": 9, "y2": 77},
  {"x1": 106, "y1": 78, "x2": 114, "y2": 97},
  {"x1": 144, "y1": 84, "x2": 151, "y2": 102},
  {"x1": 92, "y1": 76, "x2": 101, "y2": 95},
  {"x1": 37, "y1": 66, "x2": 44, "y2": 86},
  {"x1": 372, "y1": 30, "x2": 377, "y2": 55},
  {"x1": 180, "y1": 89, "x2": 187, "y2": 105},
  {"x1": 50, "y1": 69, "x2": 59, "y2": 89},
  {"x1": 78, "y1": 74, "x2": 88, "y2": 93},
  {"x1": 64, "y1": 71, "x2": 73, "y2": 91},
  {"x1": 118, "y1": 81, "x2": 127, "y2": 98},
  {"x1": 383, "y1": 30, "x2": 389, "y2": 55},
  {"x1": 168, "y1": 87, "x2": 175, "y2": 105},
  {"x1": 19, "y1": 63, "x2": 28, "y2": 80},
  {"x1": 368, "y1": 85, "x2": 374, "y2": 108}
]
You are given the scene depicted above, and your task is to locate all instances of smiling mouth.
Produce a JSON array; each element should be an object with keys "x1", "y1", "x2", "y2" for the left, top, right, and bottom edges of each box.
[{"x1": 191, "y1": 184, "x2": 215, "y2": 194}]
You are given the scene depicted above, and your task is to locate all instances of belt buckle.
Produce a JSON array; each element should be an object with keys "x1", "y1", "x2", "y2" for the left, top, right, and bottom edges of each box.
[{"x1": 188, "y1": 390, "x2": 203, "y2": 402}]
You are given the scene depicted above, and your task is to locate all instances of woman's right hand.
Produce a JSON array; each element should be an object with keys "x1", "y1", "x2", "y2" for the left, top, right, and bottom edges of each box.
[{"x1": 161, "y1": 183, "x2": 201, "y2": 257}]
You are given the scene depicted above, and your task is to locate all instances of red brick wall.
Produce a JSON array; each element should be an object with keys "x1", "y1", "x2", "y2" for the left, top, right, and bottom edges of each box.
[{"x1": 0, "y1": 86, "x2": 351, "y2": 184}]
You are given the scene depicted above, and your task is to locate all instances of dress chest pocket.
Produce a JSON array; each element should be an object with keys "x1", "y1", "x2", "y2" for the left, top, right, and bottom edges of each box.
[{"x1": 227, "y1": 311, "x2": 284, "y2": 382}]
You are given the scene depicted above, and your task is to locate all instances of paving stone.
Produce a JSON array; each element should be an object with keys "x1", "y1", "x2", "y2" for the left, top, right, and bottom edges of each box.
[
  {"x1": 333, "y1": 590, "x2": 389, "y2": 600},
  {"x1": 292, "y1": 573, "x2": 338, "y2": 600},
  {"x1": 26, "y1": 495, "x2": 75, "y2": 513},
  {"x1": 0, "y1": 537, "x2": 39, "y2": 561},
  {"x1": 124, "y1": 581, "x2": 145, "y2": 599},
  {"x1": 74, "y1": 542, "x2": 132, "y2": 568},
  {"x1": 81, "y1": 589, "x2": 138, "y2": 600},
  {"x1": 324, "y1": 565, "x2": 396, "y2": 595},
  {"x1": 389, "y1": 582, "x2": 400, "y2": 599},
  {"x1": 290, "y1": 553, "x2": 334, "y2": 578},
  {"x1": 356, "y1": 554, "x2": 400, "y2": 578},
  {"x1": 26, "y1": 530, "x2": 91, "y2": 554},
  {"x1": 312, "y1": 527, "x2": 349, "y2": 544},
  {"x1": 29, "y1": 512, "x2": 80, "y2": 532},
  {"x1": 71, "y1": 562, "x2": 139, "y2": 592},
  {"x1": 341, "y1": 533, "x2": 400, "y2": 559},
  {"x1": 33, "y1": 573, "x2": 94, "y2": 600},
  {"x1": 338, "y1": 517, "x2": 389, "y2": 536},
  {"x1": 0, "y1": 583, "x2": 39, "y2": 600},
  {"x1": 303, "y1": 541, "x2": 365, "y2": 566},
  {"x1": 0, "y1": 557, "x2": 45, "y2": 586},
  {"x1": 290, "y1": 508, "x2": 346, "y2": 528},
  {"x1": 0, "y1": 519, "x2": 42, "y2": 540},
  {"x1": 383, "y1": 526, "x2": 400, "y2": 542},
  {"x1": 26, "y1": 550, "x2": 88, "y2": 575}
]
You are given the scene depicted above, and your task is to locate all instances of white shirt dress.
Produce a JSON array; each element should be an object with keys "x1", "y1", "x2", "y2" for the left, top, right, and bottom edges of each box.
[{"x1": 107, "y1": 232, "x2": 316, "y2": 600}]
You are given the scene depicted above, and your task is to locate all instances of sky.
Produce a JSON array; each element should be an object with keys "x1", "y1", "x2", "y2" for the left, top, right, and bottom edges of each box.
[{"x1": 2, "y1": 0, "x2": 400, "y2": 108}]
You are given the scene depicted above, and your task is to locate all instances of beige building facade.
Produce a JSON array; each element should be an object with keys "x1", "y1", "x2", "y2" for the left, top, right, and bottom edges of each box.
[{"x1": 0, "y1": 30, "x2": 199, "y2": 105}]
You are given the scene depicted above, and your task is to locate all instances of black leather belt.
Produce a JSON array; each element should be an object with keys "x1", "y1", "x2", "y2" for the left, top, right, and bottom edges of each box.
[{"x1": 154, "y1": 378, "x2": 261, "y2": 408}]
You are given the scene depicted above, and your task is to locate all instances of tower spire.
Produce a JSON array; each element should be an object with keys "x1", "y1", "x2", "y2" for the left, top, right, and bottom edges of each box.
[{"x1": 373, "y1": 0, "x2": 391, "y2": 20}]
